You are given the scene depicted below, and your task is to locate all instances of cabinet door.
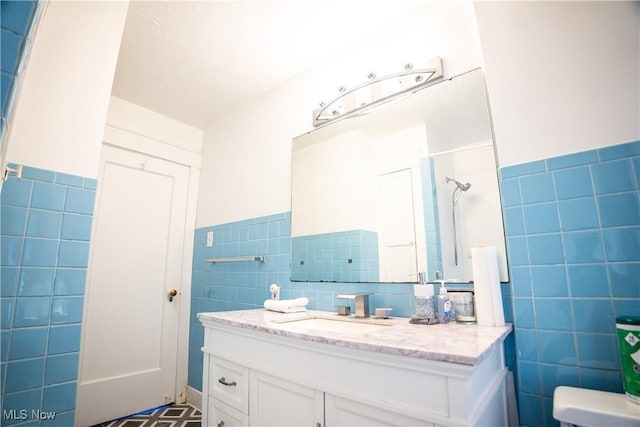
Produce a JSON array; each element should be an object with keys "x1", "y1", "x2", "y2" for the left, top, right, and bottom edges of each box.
[
  {"x1": 325, "y1": 394, "x2": 433, "y2": 427},
  {"x1": 208, "y1": 397, "x2": 249, "y2": 427},
  {"x1": 249, "y1": 371, "x2": 323, "y2": 427}
]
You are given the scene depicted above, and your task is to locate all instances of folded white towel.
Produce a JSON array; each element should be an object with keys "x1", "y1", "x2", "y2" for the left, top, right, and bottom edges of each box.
[{"x1": 264, "y1": 297, "x2": 309, "y2": 313}]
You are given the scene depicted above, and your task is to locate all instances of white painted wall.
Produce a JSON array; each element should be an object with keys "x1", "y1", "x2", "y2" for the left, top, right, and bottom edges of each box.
[
  {"x1": 196, "y1": 1, "x2": 484, "y2": 227},
  {"x1": 199, "y1": 1, "x2": 639, "y2": 227},
  {"x1": 5, "y1": 0, "x2": 129, "y2": 178},
  {"x1": 475, "y1": 1, "x2": 640, "y2": 167},
  {"x1": 292, "y1": 122, "x2": 429, "y2": 238},
  {"x1": 292, "y1": 130, "x2": 375, "y2": 236},
  {"x1": 106, "y1": 97, "x2": 203, "y2": 155}
]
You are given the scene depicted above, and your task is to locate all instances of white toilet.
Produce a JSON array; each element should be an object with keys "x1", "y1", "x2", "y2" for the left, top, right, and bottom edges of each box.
[{"x1": 553, "y1": 386, "x2": 640, "y2": 427}]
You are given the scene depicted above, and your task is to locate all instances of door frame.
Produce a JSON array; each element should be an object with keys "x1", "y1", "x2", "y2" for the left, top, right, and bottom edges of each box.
[{"x1": 79, "y1": 124, "x2": 200, "y2": 410}]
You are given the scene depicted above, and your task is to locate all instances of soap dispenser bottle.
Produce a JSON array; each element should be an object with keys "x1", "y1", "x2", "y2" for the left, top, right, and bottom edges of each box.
[
  {"x1": 437, "y1": 283, "x2": 452, "y2": 323},
  {"x1": 414, "y1": 272, "x2": 435, "y2": 319}
]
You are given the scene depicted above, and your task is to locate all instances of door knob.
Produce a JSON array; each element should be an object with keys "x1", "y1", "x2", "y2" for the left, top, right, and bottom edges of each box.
[{"x1": 168, "y1": 289, "x2": 178, "y2": 302}]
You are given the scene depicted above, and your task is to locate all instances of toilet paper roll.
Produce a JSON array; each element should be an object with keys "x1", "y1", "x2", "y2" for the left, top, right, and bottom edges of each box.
[{"x1": 471, "y1": 246, "x2": 505, "y2": 327}]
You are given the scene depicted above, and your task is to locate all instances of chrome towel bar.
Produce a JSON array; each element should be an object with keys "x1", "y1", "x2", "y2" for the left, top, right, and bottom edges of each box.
[{"x1": 206, "y1": 256, "x2": 265, "y2": 263}]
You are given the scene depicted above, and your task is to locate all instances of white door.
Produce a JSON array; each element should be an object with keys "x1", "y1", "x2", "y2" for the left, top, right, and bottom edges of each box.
[
  {"x1": 76, "y1": 144, "x2": 190, "y2": 426},
  {"x1": 377, "y1": 169, "x2": 418, "y2": 282}
]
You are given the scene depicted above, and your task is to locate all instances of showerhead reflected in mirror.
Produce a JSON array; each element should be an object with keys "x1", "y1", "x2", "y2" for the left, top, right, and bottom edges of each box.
[
  {"x1": 446, "y1": 176, "x2": 472, "y2": 266},
  {"x1": 290, "y1": 69, "x2": 509, "y2": 284},
  {"x1": 447, "y1": 176, "x2": 472, "y2": 203},
  {"x1": 447, "y1": 177, "x2": 472, "y2": 193}
]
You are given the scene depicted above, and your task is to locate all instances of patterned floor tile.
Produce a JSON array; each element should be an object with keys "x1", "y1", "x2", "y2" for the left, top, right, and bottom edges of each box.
[{"x1": 92, "y1": 404, "x2": 201, "y2": 427}]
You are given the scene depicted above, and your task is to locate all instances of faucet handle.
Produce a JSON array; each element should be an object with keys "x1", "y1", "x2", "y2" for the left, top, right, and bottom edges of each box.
[
  {"x1": 374, "y1": 307, "x2": 392, "y2": 319},
  {"x1": 335, "y1": 305, "x2": 351, "y2": 316}
]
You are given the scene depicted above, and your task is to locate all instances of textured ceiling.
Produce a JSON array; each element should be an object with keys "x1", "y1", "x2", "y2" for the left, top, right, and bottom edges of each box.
[{"x1": 111, "y1": 0, "x2": 429, "y2": 128}]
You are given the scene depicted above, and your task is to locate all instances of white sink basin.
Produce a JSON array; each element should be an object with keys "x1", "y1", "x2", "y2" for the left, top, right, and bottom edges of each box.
[{"x1": 275, "y1": 317, "x2": 391, "y2": 334}]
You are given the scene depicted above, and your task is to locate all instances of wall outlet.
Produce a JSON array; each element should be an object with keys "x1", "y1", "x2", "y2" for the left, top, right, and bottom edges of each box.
[{"x1": 206, "y1": 231, "x2": 213, "y2": 247}]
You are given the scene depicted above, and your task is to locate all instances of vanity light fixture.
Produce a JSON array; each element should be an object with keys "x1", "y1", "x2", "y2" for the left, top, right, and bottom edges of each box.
[{"x1": 312, "y1": 57, "x2": 443, "y2": 128}]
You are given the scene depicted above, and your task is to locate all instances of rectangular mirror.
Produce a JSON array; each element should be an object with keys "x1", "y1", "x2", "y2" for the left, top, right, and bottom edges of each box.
[{"x1": 291, "y1": 69, "x2": 508, "y2": 283}]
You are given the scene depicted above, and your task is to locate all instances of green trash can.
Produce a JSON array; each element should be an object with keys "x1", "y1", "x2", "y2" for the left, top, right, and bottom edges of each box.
[{"x1": 616, "y1": 316, "x2": 640, "y2": 404}]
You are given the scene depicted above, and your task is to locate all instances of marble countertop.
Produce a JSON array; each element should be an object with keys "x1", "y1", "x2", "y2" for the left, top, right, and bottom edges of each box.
[{"x1": 198, "y1": 309, "x2": 512, "y2": 366}]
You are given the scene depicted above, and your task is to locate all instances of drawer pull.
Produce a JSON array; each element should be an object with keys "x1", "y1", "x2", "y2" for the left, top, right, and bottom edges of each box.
[
  {"x1": 218, "y1": 376, "x2": 237, "y2": 387},
  {"x1": 218, "y1": 421, "x2": 225, "y2": 427}
]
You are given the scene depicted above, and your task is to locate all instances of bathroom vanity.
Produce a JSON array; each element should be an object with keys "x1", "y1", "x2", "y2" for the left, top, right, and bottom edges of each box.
[{"x1": 198, "y1": 310, "x2": 512, "y2": 427}]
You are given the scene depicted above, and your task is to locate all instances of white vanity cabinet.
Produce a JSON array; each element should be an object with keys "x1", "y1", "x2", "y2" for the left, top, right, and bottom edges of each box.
[
  {"x1": 250, "y1": 371, "x2": 324, "y2": 426},
  {"x1": 208, "y1": 397, "x2": 248, "y2": 427},
  {"x1": 325, "y1": 394, "x2": 429, "y2": 426},
  {"x1": 199, "y1": 311, "x2": 511, "y2": 427},
  {"x1": 205, "y1": 356, "x2": 249, "y2": 427}
]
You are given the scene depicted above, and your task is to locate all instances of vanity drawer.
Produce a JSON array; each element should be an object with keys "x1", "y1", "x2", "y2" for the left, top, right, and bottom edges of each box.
[
  {"x1": 207, "y1": 397, "x2": 248, "y2": 427},
  {"x1": 209, "y1": 356, "x2": 249, "y2": 413}
]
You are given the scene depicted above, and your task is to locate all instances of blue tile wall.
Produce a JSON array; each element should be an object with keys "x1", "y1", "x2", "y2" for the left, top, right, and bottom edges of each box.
[
  {"x1": 0, "y1": 1, "x2": 38, "y2": 139},
  {"x1": 1, "y1": 165, "x2": 96, "y2": 425},
  {"x1": 499, "y1": 140, "x2": 640, "y2": 427},
  {"x1": 291, "y1": 230, "x2": 379, "y2": 282},
  {"x1": 189, "y1": 212, "x2": 425, "y2": 391}
]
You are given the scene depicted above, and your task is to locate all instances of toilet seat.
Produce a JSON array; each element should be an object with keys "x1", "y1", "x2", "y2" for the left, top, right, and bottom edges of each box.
[{"x1": 553, "y1": 386, "x2": 640, "y2": 427}]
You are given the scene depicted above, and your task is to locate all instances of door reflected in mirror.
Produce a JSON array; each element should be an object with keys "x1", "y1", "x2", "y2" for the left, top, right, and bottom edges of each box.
[{"x1": 290, "y1": 69, "x2": 508, "y2": 284}]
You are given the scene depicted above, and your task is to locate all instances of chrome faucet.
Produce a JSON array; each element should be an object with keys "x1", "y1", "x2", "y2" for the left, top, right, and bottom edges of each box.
[{"x1": 336, "y1": 293, "x2": 372, "y2": 318}]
